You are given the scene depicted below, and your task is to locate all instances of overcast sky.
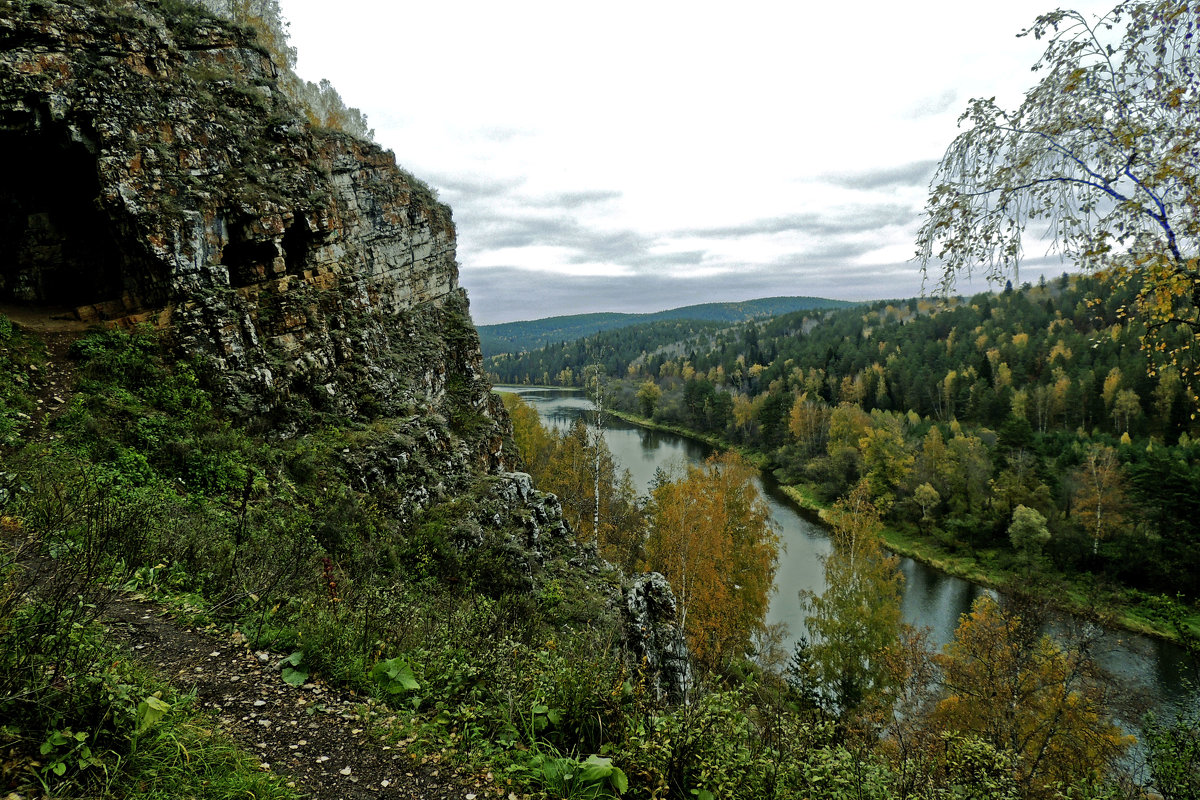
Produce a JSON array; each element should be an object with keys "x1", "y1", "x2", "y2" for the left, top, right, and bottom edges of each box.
[{"x1": 279, "y1": 0, "x2": 1115, "y2": 324}]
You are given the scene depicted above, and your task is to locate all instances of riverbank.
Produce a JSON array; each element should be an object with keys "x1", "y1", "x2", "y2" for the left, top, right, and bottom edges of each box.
[
  {"x1": 610, "y1": 407, "x2": 1200, "y2": 646},
  {"x1": 607, "y1": 409, "x2": 771, "y2": 469},
  {"x1": 779, "y1": 484, "x2": 1200, "y2": 644}
]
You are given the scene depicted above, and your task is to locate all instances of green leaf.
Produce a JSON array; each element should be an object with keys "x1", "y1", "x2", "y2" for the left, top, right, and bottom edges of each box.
[
  {"x1": 384, "y1": 660, "x2": 419, "y2": 691},
  {"x1": 577, "y1": 754, "x2": 615, "y2": 784},
  {"x1": 369, "y1": 657, "x2": 420, "y2": 693},
  {"x1": 281, "y1": 666, "x2": 310, "y2": 686},
  {"x1": 281, "y1": 651, "x2": 309, "y2": 686},
  {"x1": 136, "y1": 695, "x2": 171, "y2": 734},
  {"x1": 611, "y1": 767, "x2": 629, "y2": 794},
  {"x1": 577, "y1": 754, "x2": 627, "y2": 794}
]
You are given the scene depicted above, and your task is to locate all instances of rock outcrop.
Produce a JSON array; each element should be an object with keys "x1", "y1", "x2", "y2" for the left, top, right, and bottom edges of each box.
[
  {"x1": 625, "y1": 572, "x2": 692, "y2": 703},
  {"x1": 0, "y1": 0, "x2": 472, "y2": 429}
]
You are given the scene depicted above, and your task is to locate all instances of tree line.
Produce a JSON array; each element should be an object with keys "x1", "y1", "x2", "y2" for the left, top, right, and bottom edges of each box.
[{"x1": 491, "y1": 274, "x2": 1200, "y2": 604}]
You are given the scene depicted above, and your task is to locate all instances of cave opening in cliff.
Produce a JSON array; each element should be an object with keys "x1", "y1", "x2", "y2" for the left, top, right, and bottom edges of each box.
[
  {"x1": 281, "y1": 216, "x2": 312, "y2": 276},
  {"x1": 222, "y1": 224, "x2": 279, "y2": 288},
  {"x1": 0, "y1": 129, "x2": 159, "y2": 323}
]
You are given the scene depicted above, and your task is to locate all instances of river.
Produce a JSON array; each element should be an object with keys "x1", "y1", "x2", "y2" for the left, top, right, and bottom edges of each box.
[{"x1": 498, "y1": 386, "x2": 1198, "y2": 735}]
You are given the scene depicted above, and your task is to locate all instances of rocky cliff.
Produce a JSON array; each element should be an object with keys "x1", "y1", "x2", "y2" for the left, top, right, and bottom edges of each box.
[
  {"x1": 0, "y1": 0, "x2": 689, "y2": 699},
  {"x1": 0, "y1": 0, "x2": 554, "y2": 606},
  {"x1": 1, "y1": 0, "x2": 477, "y2": 431}
]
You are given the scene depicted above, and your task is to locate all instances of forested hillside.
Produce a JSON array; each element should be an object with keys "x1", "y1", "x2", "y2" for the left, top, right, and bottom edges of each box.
[
  {"x1": 492, "y1": 274, "x2": 1200, "y2": 612},
  {"x1": 479, "y1": 296, "x2": 854, "y2": 356},
  {"x1": 489, "y1": 317, "x2": 732, "y2": 384}
]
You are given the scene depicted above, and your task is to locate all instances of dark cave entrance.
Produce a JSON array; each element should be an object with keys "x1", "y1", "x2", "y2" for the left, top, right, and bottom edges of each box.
[
  {"x1": 221, "y1": 227, "x2": 280, "y2": 288},
  {"x1": 0, "y1": 127, "x2": 162, "y2": 322},
  {"x1": 281, "y1": 216, "x2": 312, "y2": 276},
  {"x1": 221, "y1": 213, "x2": 312, "y2": 288}
]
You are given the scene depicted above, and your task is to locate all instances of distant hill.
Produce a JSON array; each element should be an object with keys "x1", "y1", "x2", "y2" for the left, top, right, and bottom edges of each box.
[{"x1": 478, "y1": 296, "x2": 855, "y2": 356}]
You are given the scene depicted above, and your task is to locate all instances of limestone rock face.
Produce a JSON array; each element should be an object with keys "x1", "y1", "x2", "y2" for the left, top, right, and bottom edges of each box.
[
  {"x1": 625, "y1": 572, "x2": 692, "y2": 703},
  {"x1": 0, "y1": 0, "x2": 469, "y2": 428}
]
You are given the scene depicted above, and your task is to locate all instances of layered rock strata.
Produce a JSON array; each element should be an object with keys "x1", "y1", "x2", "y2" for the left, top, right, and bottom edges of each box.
[{"x1": 1, "y1": 0, "x2": 461, "y2": 424}]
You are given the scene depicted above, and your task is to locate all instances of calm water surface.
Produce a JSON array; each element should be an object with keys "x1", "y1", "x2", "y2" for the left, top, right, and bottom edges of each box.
[{"x1": 499, "y1": 386, "x2": 1198, "y2": 727}]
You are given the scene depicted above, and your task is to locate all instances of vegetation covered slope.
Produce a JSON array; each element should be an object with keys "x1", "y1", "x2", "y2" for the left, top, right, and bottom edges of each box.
[
  {"x1": 0, "y1": 319, "x2": 635, "y2": 798},
  {"x1": 3, "y1": 312, "x2": 1194, "y2": 800},
  {"x1": 498, "y1": 388, "x2": 1195, "y2": 800},
  {"x1": 479, "y1": 296, "x2": 855, "y2": 356}
]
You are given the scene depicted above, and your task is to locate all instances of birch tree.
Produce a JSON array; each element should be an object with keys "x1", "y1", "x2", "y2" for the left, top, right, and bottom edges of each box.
[
  {"x1": 917, "y1": 1, "x2": 1200, "y2": 398},
  {"x1": 799, "y1": 482, "x2": 905, "y2": 718},
  {"x1": 1070, "y1": 443, "x2": 1128, "y2": 556}
]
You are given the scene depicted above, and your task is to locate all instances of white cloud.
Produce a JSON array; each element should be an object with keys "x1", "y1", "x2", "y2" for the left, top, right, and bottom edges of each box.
[{"x1": 280, "y1": 0, "x2": 1114, "y2": 323}]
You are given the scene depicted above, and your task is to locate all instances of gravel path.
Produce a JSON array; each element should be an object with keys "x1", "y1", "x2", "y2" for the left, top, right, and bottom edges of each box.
[{"x1": 104, "y1": 597, "x2": 508, "y2": 800}]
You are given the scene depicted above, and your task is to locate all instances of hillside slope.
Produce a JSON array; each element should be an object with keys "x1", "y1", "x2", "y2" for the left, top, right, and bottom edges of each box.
[{"x1": 479, "y1": 295, "x2": 854, "y2": 355}]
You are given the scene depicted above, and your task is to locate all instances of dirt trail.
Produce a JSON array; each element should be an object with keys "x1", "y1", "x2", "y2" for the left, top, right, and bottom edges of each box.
[
  {"x1": 2, "y1": 324, "x2": 506, "y2": 800},
  {"x1": 0, "y1": 304, "x2": 96, "y2": 334},
  {"x1": 104, "y1": 595, "x2": 505, "y2": 800},
  {"x1": 3, "y1": 311, "x2": 84, "y2": 431}
]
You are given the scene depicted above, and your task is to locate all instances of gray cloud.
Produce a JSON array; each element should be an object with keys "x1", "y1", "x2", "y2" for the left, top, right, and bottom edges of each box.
[
  {"x1": 768, "y1": 256, "x2": 920, "y2": 293},
  {"x1": 675, "y1": 204, "x2": 915, "y2": 240},
  {"x1": 637, "y1": 249, "x2": 708, "y2": 266},
  {"x1": 428, "y1": 173, "x2": 525, "y2": 199},
  {"x1": 783, "y1": 238, "x2": 890, "y2": 263},
  {"x1": 822, "y1": 160, "x2": 939, "y2": 190},
  {"x1": 458, "y1": 213, "x2": 660, "y2": 262},
  {"x1": 434, "y1": 172, "x2": 932, "y2": 318},
  {"x1": 460, "y1": 260, "x2": 931, "y2": 325},
  {"x1": 528, "y1": 190, "x2": 623, "y2": 209},
  {"x1": 429, "y1": 178, "x2": 634, "y2": 260},
  {"x1": 565, "y1": 228, "x2": 657, "y2": 265},
  {"x1": 454, "y1": 200, "x2": 922, "y2": 297},
  {"x1": 426, "y1": 173, "x2": 619, "y2": 210},
  {"x1": 465, "y1": 215, "x2": 584, "y2": 251}
]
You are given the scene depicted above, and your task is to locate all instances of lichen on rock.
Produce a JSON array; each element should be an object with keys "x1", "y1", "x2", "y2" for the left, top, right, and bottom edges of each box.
[{"x1": 625, "y1": 571, "x2": 693, "y2": 703}]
